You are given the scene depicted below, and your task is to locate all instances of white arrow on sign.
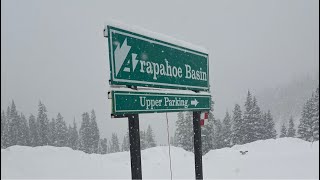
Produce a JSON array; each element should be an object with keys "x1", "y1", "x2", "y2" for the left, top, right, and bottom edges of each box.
[
  {"x1": 131, "y1": 53, "x2": 139, "y2": 71},
  {"x1": 114, "y1": 38, "x2": 131, "y2": 76},
  {"x1": 191, "y1": 99, "x2": 199, "y2": 107}
]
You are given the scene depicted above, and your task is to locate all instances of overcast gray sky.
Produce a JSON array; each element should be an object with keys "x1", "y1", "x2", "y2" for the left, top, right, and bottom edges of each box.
[{"x1": 1, "y1": 0, "x2": 319, "y2": 144}]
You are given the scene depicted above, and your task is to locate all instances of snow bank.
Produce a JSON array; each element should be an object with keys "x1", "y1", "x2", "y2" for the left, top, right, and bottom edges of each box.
[
  {"x1": 204, "y1": 138, "x2": 319, "y2": 179},
  {"x1": 1, "y1": 138, "x2": 318, "y2": 179}
]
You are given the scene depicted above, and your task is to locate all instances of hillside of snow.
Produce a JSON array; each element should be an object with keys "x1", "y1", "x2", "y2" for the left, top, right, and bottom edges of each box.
[{"x1": 1, "y1": 138, "x2": 319, "y2": 179}]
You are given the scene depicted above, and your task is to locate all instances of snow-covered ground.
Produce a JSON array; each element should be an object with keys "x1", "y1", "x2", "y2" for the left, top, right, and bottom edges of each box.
[{"x1": 1, "y1": 138, "x2": 318, "y2": 179}]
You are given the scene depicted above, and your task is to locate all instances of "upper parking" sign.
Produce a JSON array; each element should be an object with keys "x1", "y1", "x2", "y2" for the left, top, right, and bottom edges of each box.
[{"x1": 106, "y1": 25, "x2": 209, "y2": 91}]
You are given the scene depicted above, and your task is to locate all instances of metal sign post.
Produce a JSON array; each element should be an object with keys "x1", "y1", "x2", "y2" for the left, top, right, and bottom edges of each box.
[
  {"x1": 128, "y1": 114, "x2": 142, "y2": 180},
  {"x1": 193, "y1": 111, "x2": 203, "y2": 180}
]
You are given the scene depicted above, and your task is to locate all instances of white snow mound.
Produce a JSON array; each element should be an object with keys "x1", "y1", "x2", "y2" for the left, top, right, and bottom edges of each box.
[{"x1": 1, "y1": 138, "x2": 318, "y2": 179}]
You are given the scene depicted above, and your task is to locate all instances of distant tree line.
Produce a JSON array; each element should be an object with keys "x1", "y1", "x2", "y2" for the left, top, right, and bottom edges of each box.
[
  {"x1": 173, "y1": 87, "x2": 319, "y2": 154},
  {"x1": 1, "y1": 86, "x2": 317, "y2": 154},
  {"x1": 1, "y1": 101, "x2": 157, "y2": 154}
]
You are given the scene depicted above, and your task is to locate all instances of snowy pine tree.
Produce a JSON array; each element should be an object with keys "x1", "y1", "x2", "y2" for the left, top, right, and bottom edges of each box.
[
  {"x1": 79, "y1": 112, "x2": 91, "y2": 153},
  {"x1": 298, "y1": 98, "x2": 314, "y2": 141},
  {"x1": 140, "y1": 130, "x2": 146, "y2": 150},
  {"x1": 146, "y1": 125, "x2": 156, "y2": 148},
  {"x1": 222, "y1": 111, "x2": 232, "y2": 147},
  {"x1": 55, "y1": 113, "x2": 68, "y2": 147},
  {"x1": 312, "y1": 87, "x2": 319, "y2": 141},
  {"x1": 8, "y1": 101, "x2": 20, "y2": 146},
  {"x1": 263, "y1": 111, "x2": 277, "y2": 139},
  {"x1": 67, "y1": 125, "x2": 72, "y2": 147},
  {"x1": 18, "y1": 113, "x2": 30, "y2": 146},
  {"x1": 24, "y1": 114, "x2": 31, "y2": 146},
  {"x1": 232, "y1": 104, "x2": 244, "y2": 145},
  {"x1": 100, "y1": 138, "x2": 108, "y2": 154},
  {"x1": 173, "y1": 133, "x2": 178, "y2": 147},
  {"x1": 37, "y1": 101, "x2": 49, "y2": 146},
  {"x1": 251, "y1": 97, "x2": 264, "y2": 141},
  {"x1": 1, "y1": 111, "x2": 10, "y2": 149},
  {"x1": 16, "y1": 114, "x2": 24, "y2": 146},
  {"x1": 287, "y1": 116, "x2": 296, "y2": 137},
  {"x1": 1, "y1": 111, "x2": 4, "y2": 148},
  {"x1": 242, "y1": 92, "x2": 266, "y2": 143},
  {"x1": 108, "y1": 141, "x2": 112, "y2": 153},
  {"x1": 1, "y1": 111, "x2": 7, "y2": 148},
  {"x1": 280, "y1": 123, "x2": 287, "y2": 138},
  {"x1": 298, "y1": 87, "x2": 319, "y2": 142},
  {"x1": 212, "y1": 119, "x2": 223, "y2": 149},
  {"x1": 90, "y1": 110, "x2": 100, "y2": 153},
  {"x1": 28, "y1": 114, "x2": 39, "y2": 147},
  {"x1": 184, "y1": 112, "x2": 195, "y2": 152},
  {"x1": 3, "y1": 106, "x2": 11, "y2": 148},
  {"x1": 121, "y1": 136, "x2": 127, "y2": 151},
  {"x1": 175, "y1": 112, "x2": 184, "y2": 147},
  {"x1": 122, "y1": 131, "x2": 130, "y2": 151},
  {"x1": 242, "y1": 91, "x2": 254, "y2": 144},
  {"x1": 97, "y1": 139, "x2": 102, "y2": 153},
  {"x1": 175, "y1": 112, "x2": 193, "y2": 152},
  {"x1": 48, "y1": 118, "x2": 57, "y2": 146},
  {"x1": 110, "y1": 133, "x2": 120, "y2": 153},
  {"x1": 170, "y1": 136, "x2": 175, "y2": 146},
  {"x1": 68, "y1": 119, "x2": 79, "y2": 150}
]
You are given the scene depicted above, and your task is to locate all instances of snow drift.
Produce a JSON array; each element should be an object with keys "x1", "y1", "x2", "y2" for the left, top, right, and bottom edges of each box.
[{"x1": 1, "y1": 138, "x2": 318, "y2": 179}]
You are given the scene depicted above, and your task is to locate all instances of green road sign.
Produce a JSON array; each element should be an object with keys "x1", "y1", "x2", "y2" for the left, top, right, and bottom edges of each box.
[
  {"x1": 106, "y1": 25, "x2": 209, "y2": 91},
  {"x1": 111, "y1": 90, "x2": 211, "y2": 115}
]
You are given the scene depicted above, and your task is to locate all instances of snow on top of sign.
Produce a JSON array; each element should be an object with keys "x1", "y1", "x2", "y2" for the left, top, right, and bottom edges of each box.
[
  {"x1": 109, "y1": 86, "x2": 211, "y2": 96},
  {"x1": 104, "y1": 19, "x2": 208, "y2": 54}
]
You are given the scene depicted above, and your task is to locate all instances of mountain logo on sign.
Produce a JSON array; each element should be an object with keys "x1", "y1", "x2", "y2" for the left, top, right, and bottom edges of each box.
[{"x1": 114, "y1": 38, "x2": 139, "y2": 76}]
